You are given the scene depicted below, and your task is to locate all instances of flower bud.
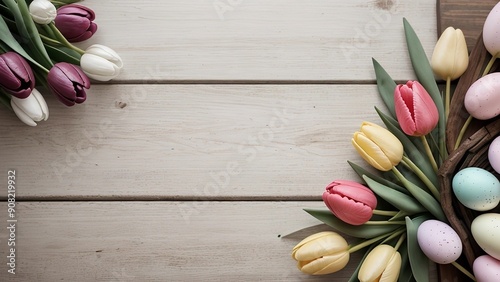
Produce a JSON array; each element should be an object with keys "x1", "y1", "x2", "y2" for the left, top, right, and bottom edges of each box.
[
  {"x1": 394, "y1": 81, "x2": 439, "y2": 136},
  {"x1": 47, "y1": 62, "x2": 90, "y2": 106},
  {"x1": 352, "y1": 122, "x2": 403, "y2": 171},
  {"x1": 29, "y1": 0, "x2": 57, "y2": 24},
  {"x1": 322, "y1": 180, "x2": 377, "y2": 225},
  {"x1": 0, "y1": 52, "x2": 35, "y2": 99},
  {"x1": 55, "y1": 4, "x2": 97, "y2": 42},
  {"x1": 358, "y1": 244, "x2": 401, "y2": 282},
  {"x1": 431, "y1": 27, "x2": 468, "y2": 80},
  {"x1": 81, "y1": 44, "x2": 123, "y2": 81},
  {"x1": 10, "y1": 89, "x2": 49, "y2": 126},
  {"x1": 292, "y1": 231, "x2": 349, "y2": 275}
]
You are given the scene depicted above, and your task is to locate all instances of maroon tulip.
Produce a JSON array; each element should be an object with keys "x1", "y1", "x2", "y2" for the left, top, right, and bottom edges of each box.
[
  {"x1": 47, "y1": 62, "x2": 90, "y2": 106},
  {"x1": 55, "y1": 4, "x2": 97, "y2": 42},
  {"x1": 0, "y1": 52, "x2": 35, "y2": 99},
  {"x1": 322, "y1": 180, "x2": 377, "y2": 226}
]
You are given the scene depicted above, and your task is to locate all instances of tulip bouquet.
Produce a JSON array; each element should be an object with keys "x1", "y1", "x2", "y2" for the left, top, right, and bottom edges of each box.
[
  {"x1": 0, "y1": 0, "x2": 123, "y2": 126},
  {"x1": 290, "y1": 5, "x2": 500, "y2": 281}
]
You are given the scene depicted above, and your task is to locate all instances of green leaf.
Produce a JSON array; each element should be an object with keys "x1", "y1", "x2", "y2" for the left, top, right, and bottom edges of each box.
[
  {"x1": 403, "y1": 18, "x2": 446, "y2": 158},
  {"x1": 49, "y1": 0, "x2": 83, "y2": 8},
  {"x1": 44, "y1": 45, "x2": 81, "y2": 65},
  {"x1": 400, "y1": 175, "x2": 446, "y2": 222},
  {"x1": 304, "y1": 209, "x2": 400, "y2": 239},
  {"x1": 406, "y1": 215, "x2": 432, "y2": 282},
  {"x1": 348, "y1": 161, "x2": 408, "y2": 194},
  {"x1": 398, "y1": 241, "x2": 414, "y2": 282},
  {"x1": 376, "y1": 107, "x2": 438, "y2": 188},
  {"x1": 372, "y1": 58, "x2": 397, "y2": 119},
  {"x1": 363, "y1": 175, "x2": 426, "y2": 215},
  {"x1": 3, "y1": 0, "x2": 53, "y2": 69},
  {"x1": 0, "y1": 90, "x2": 12, "y2": 110}
]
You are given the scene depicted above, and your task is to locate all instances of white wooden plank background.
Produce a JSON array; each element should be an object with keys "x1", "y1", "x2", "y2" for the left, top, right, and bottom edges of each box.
[
  {"x1": 0, "y1": 202, "x2": 437, "y2": 281},
  {"x1": 0, "y1": 0, "x2": 441, "y2": 281},
  {"x1": 1, "y1": 85, "x2": 383, "y2": 199},
  {"x1": 79, "y1": 0, "x2": 437, "y2": 82}
]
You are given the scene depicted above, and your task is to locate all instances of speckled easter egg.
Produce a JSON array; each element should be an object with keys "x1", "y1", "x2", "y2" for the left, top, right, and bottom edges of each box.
[
  {"x1": 452, "y1": 167, "x2": 500, "y2": 211},
  {"x1": 473, "y1": 255, "x2": 500, "y2": 282},
  {"x1": 464, "y1": 73, "x2": 500, "y2": 120},
  {"x1": 417, "y1": 220, "x2": 462, "y2": 264},
  {"x1": 489, "y1": 136, "x2": 500, "y2": 174},
  {"x1": 483, "y1": 2, "x2": 500, "y2": 56},
  {"x1": 472, "y1": 213, "x2": 500, "y2": 260}
]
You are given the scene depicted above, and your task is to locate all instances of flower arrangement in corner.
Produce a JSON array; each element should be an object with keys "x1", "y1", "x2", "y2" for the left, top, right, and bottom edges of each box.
[
  {"x1": 0, "y1": 0, "x2": 124, "y2": 126},
  {"x1": 290, "y1": 3, "x2": 500, "y2": 282}
]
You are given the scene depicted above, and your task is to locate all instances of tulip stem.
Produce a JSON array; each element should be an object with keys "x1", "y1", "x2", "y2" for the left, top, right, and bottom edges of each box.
[
  {"x1": 393, "y1": 233, "x2": 406, "y2": 251},
  {"x1": 451, "y1": 261, "x2": 476, "y2": 281},
  {"x1": 372, "y1": 210, "x2": 399, "y2": 216},
  {"x1": 40, "y1": 34, "x2": 64, "y2": 47},
  {"x1": 364, "y1": 220, "x2": 405, "y2": 225},
  {"x1": 348, "y1": 228, "x2": 404, "y2": 253},
  {"x1": 454, "y1": 115, "x2": 473, "y2": 150},
  {"x1": 482, "y1": 53, "x2": 498, "y2": 77},
  {"x1": 48, "y1": 23, "x2": 85, "y2": 55},
  {"x1": 420, "y1": 135, "x2": 438, "y2": 173},
  {"x1": 401, "y1": 156, "x2": 440, "y2": 201},
  {"x1": 445, "y1": 77, "x2": 451, "y2": 120}
]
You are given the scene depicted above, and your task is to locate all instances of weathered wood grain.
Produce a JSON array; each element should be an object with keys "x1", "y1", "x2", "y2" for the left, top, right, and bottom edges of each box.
[
  {"x1": 0, "y1": 85, "x2": 385, "y2": 199},
  {"x1": 437, "y1": 0, "x2": 498, "y2": 50},
  {"x1": 0, "y1": 201, "x2": 361, "y2": 281},
  {"x1": 78, "y1": 0, "x2": 436, "y2": 82}
]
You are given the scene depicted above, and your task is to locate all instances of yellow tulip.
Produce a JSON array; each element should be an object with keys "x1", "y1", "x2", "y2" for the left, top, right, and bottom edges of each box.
[
  {"x1": 352, "y1": 122, "x2": 403, "y2": 171},
  {"x1": 431, "y1": 27, "x2": 469, "y2": 81},
  {"x1": 292, "y1": 231, "x2": 349, "y2": 275},
  {"x1": 358, "y1": 244, "x2": 402, "y2": 282}
]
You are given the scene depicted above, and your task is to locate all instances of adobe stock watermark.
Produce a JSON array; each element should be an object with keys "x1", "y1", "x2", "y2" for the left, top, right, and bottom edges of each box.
[
  {"x1": 51, "y1": 65, "x2": 170, "y2": 182},
  {"x1": 213, "y1": 0, "x2": 244, "y2": 20},
  {"x1": 177, "y1": 108, "x2": 293, "y2": 223},
  {"x1": 339, "y1": 0, "x2": 400, "y2": 63}
]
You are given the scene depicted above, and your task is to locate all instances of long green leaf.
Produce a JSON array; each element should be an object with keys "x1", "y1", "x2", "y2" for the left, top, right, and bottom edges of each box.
[
  {"x1": 348, "y1": 161, "x2": 408, "y2": 194},
  {"x1": 403, "y1": 18, "x2": 446, "y2": 159},
  {"x1": 376, "y1": 107, "x2": 438, "y2": 188},
  {"x1": 372, "y1": 58, "x2": 397, "y2": 119},
  {"x1": 398, "y1": 238, "x2": 413, "y2": 282},
  {"x1": 44, "y1": 45, "x2": 81, "y2": 65},
  {"x1": 304, "y1": 209, "x2": 400, "y2": 239},
  {"x1": 3, "y1": 0, "x2": 53, "y2": 69},
  {"x1": 395, "y1": 169, "x2": 446, "y2": 222},
  {"x1": 363, "y1": 175, "x2": 426, "y2": 215},
  {"x1": 406, "y1": 215, "x2": 432, "y2": 282},
  {"x1": 0, "y1": 14, "x2": 47, "y2": 71}
]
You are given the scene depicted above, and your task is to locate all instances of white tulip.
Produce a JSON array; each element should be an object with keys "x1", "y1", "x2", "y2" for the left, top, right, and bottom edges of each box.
[
  {"x1": 11, "y1": 89, "x2": 49, "y2": 126},
  {"x1": 81, "y1": 44, "x2": 124, "y2": 81},
  {"x1": 29, "y1": 0, "x2": 57, "y2": 25}
]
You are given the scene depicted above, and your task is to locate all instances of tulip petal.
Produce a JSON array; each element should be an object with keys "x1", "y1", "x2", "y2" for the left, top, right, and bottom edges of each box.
[
  {"x1": 360, "y1": 122, "x2": 403, "y2": 166},
  {"x1": 299, "y1": 252, "x2": 350, "y2": 275},
  {"x1": 324, "y1": 194, "x2": 374, "y2": 225},
  {"x1": 293, "y1": 232, "x2": 348, "y2": 262},
  {"x1": 11, "y1": 95, "x2": 43, "y2": 121},
  {"x1": 81, "y1": 54, "x2": 120, "y2": 79},
  {"x1": 359, "y1": 245, "x2": 399, "y2": 282},
  {"x1": 352, "y1": 133, "x2": 392, "y2": 171},
  {"x1": 412, "y1": 82, "x2": 439, "y2": 136},
  {"x1": 379, "y1": 251, "x2": 401, "y2": 282},
  {"x1": 32, "y1": 89, "x2": 49, "y2": 120},
  {"x1": 11, "y1": 98, "x2": 37, "y2": 126}
]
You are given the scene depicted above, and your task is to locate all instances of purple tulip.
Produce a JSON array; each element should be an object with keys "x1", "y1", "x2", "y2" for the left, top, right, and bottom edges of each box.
[
  {"x1": 0, "y1": 52, "x2": 35, "y2": 99},
  {"x1": 55, "y1": 4, "x2": 97, "y2": 42},
  {"x1": 47, "y1": 62, "x2": 90, "y2": 106}
]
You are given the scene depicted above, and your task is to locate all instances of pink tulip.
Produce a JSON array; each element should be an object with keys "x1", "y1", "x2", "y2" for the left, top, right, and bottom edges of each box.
[
  {"x1": 394, "y1": 81, "x2": 439, "y2": 136},
  {"x1": 322, "y1": 180, "x2": 377, "y2": 226}
]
